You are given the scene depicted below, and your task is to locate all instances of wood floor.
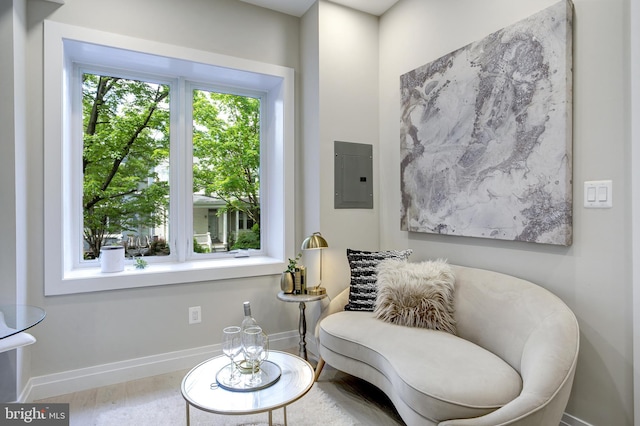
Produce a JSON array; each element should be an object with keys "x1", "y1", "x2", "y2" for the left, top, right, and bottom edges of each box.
[{"x1": 36, "y1": 355, "x2": 406, "y2": 426}]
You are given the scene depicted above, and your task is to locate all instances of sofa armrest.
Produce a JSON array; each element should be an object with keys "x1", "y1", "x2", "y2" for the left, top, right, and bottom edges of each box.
[
  {"x1": 438, "y1": 388, "x2": 571, "y2": 426},
  {"x1": 314, "y1": 287, "x2": 349, "y2": 339},
  {"x1": 439, "y1": 317, "x2": 579, "y2": 426}
]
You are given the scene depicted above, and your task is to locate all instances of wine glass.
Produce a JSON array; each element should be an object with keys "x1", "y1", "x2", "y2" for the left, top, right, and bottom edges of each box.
[
  {"x1": 242, "y1": 326, "x2": 266, "y2": 385},
  {"x1": 221, "y1": 326, "x2": 242, "y2": 385},
  {"x1": 138, "y1": 235, "x2": 150, "y2": 256},
  {"x1": 126, "y1": 235, "x2": 139, "y2": 258}
]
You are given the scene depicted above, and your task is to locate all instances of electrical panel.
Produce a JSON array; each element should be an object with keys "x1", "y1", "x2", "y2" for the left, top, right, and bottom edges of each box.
[{"x1": 334, "y1": 141, "x2": 373, "y2": 209}]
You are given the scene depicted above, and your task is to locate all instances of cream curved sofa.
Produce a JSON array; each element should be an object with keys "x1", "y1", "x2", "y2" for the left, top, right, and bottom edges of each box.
[{"x1": 315, "y1": 264, "x2": 579, "y2": 426}]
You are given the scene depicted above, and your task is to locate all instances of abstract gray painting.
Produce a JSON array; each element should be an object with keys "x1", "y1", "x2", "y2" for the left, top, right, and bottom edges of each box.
[{"x1": 400, "y1": 0, "x2": 573, "y2": 246}]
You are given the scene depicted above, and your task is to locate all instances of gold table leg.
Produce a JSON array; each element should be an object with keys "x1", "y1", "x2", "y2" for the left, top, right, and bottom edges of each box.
[{"x1": 314, "y1": 357, "x2": 325, "y2": 381}]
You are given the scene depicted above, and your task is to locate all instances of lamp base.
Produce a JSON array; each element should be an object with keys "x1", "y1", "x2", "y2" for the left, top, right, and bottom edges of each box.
[{"x1": 307, "y1": 286, "x2": 326, "y2": 296}]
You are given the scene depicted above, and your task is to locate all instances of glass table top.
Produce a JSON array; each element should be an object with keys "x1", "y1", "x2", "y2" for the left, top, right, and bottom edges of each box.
[
  {"x1": 181, "y1": 350, "x2": 314, "y2": 415},
  {"x1": 0, "y1": 305, "x2": 46, "y2": 340}
]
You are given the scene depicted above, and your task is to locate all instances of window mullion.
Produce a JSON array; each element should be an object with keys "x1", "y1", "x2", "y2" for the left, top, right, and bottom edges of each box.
[
  {"x1": 171, "y1": 77, "x2": 188, "y2": 262},
  {"x1": 185, "y1": 81, "x2": 197, "y2": 260},
  {"x1": 70, "y1": 63, "x2": 85, "y2": 270}
]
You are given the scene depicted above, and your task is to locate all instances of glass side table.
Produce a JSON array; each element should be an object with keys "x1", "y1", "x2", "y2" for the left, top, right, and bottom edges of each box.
[
  {"x1": 0, "y1": 305, "x2": 46, "y2": 353},
  {"x1": 0, "y1": 304, "x2": 45, "y2": 402},
  {"x1": 276, "y1": 291, "x2": 327, "y2": 360},
  {"x1": 0, "y1": 305, "x2": 46, "y2": 339}
]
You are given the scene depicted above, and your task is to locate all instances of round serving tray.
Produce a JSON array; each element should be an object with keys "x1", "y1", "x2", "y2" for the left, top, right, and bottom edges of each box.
[{"x1": 216, "y1": 360, "x2": 282, "y2": 392}]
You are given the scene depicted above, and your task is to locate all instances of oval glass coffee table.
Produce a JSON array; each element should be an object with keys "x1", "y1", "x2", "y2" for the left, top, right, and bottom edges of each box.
[{"x1": 181, "y1": 350, "x2": 314, "y2": 426}]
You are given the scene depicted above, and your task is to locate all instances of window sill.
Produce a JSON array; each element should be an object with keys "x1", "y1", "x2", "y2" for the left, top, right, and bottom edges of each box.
[{"x1": 45, "y1": 256, "x2": 285, "y2": 296}]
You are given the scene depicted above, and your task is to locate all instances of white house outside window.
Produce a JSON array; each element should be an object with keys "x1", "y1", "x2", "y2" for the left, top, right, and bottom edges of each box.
[{"x1": 44, "y1": 21, "x2": 294, "y2": 295}]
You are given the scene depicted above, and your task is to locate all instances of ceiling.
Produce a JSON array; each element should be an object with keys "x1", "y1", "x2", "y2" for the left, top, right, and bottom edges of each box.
[{"x1": 237, "y1": 0, "x2": 400, "y2": 17}]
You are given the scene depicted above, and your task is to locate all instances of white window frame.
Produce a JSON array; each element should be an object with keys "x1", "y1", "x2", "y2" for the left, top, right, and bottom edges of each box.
[{"x1": 43, "y1": 21, "x2": 294, "y2": 296}]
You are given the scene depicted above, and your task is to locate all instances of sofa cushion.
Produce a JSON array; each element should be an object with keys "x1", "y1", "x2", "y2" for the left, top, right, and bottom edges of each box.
[
  {"x1": 344, "y1": 248, "x2": 413, "y2": 311},
  {"x1": 374, "y1": 258, "x2": 457, "y2": 335},
  {"x1": 320, "y1": 311, "x2": 523, "y2": 422}
]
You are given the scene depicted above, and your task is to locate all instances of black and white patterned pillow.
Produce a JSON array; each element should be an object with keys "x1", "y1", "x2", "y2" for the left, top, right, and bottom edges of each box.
[{"x1": 344, "y1": 248, "x2": 413, "y2": 311}]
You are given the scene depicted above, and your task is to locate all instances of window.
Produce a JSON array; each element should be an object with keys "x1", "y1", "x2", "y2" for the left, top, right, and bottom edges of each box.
[
  {"x1": 191, "y1": 88, "x2": 261, "y2": 254},
  {"x1": 81, "y1": 73, "x2": 172, "y2": 260},
  {"x1": 44, "y1": 21, "x2": 294, "y2": 295}
]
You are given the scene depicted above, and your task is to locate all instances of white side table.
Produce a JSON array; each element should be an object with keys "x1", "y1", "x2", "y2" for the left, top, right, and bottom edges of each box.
[
  {"x1": 182, "y1": 351, "x2": 314, "y2": 426},
  {"x1": 276, "y1": 292, "x2": 327, "y2": 360}
]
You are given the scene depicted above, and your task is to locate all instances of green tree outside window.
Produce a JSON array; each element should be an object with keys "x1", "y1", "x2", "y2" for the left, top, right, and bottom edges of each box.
[{"x1": 82, "y1": 74, "x2": 261, "y2": 259}]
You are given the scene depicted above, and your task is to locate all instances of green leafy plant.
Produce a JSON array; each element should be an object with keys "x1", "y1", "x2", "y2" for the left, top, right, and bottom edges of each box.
[
  {"x1": 285, "y1": 253, "x2": 302, "y2": 273},
  {"x1": 193, "y1": 238, "x2": 209, "y2": 253},
  {"x1": 82, "y1": 74, "x2": 170, "y2": 258},
  {"x1": 135, "y1": 258, "x2": 148, "y2": 269},
  {"x1": 192, "y1": 91, "x2": 261, "y2": 233},
  {"x1": 231, "y1": 224, "x2": 260, "y2": 250}
]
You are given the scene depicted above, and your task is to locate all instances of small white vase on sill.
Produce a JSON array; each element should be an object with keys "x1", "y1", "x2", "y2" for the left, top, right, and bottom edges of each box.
[{"x1": 100, "y1": 246, "x2": 125, "y2": 273}]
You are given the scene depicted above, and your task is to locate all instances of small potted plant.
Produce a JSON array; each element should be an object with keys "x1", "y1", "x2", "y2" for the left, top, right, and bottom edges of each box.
[
  {"x1": 134, "y1": 257, "x2": 148, "y2": 269},
  {"x1": 281, "y1": 253, "x2": 301, "y2": 294}
]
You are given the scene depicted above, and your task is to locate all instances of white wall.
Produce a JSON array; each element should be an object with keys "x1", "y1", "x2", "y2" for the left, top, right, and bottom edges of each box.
[
  {"x1": 1, "y1": 2, "x2": 20, "y2": 304},
  {"x1": 632, "y1": 0, "x2": 640, "y2": 420},
  {"x1": 298, "y1": 0, "x2": 380, "y2": 325},
  {"x1": 300, "y1": 1, "x2": 322, "y2": 284},
  {"x1": 315, "y1": 1, "x2": 380, "y2": 293},
  {"x1": 379, "y1": 0, "x2": 632, "y2": 424},
  {"x1": 0, "y1": 0, "x2": 28, "y2": 402},
  {"x1": 24, "y1": 0, "x2": 303, "y2": 379}
]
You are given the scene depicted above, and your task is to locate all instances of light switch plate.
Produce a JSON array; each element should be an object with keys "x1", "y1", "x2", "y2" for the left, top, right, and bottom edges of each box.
[{"x1": 584, "y1": 180, "x2": 612, "y2": 208}]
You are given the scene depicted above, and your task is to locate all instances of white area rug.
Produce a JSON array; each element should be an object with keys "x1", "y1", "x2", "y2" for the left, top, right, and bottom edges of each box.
[{"x1": 96, "y1": 385, "x2": 357, "y2": 426}]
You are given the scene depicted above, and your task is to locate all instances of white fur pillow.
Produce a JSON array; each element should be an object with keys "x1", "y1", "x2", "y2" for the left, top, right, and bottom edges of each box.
[{"x1": 374, "y1": 259, "x2": 457, "y2": 335}]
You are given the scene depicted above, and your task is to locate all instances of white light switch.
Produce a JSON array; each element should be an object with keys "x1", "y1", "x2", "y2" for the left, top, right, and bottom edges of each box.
[
  {"x1": 597, "y1": 186, "x2": 608, "y2": 202},
  {"x1": 584, "y1": 180, "x2": 612, "y2": 208}
]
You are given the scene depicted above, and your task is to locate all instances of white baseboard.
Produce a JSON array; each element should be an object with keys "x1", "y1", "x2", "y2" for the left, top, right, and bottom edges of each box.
[
  {"x1": 561, "y1": 412, "x2": 594, "y2": 426},
  {"x1": 21, "y1": 330, "x2": 299, "y2": 402}
]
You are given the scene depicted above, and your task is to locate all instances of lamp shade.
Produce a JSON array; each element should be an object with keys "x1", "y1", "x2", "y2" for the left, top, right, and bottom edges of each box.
[{"x1": 301, "y1": 232, "x2": 328, "y2": 250}]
